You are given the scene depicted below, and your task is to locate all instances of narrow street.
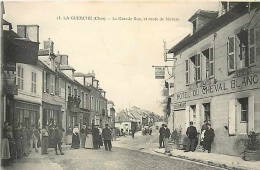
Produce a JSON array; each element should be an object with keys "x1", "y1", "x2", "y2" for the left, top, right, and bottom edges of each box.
[{"x1": 43, "y1": 129, "x2": 221, "y2": 170}]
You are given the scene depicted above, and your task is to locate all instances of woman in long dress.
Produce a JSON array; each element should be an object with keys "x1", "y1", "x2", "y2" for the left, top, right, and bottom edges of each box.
[
  {"x1": 66, "y1": 127, "x2": 72, "y2": 145},
  {"x1": 71, "y1": 124, "x2": 80, "y2": 149},
  {"x1": 1, "y1": 122, "x2": 11, "y2": 166},
  {"x1": 85, "y1": 127, "x2": 93, "y2": 149},
  {"x1": 21, "y1": 126, "x2": 29, "y2": 156},
  {"x1": 80, "y1": 125, "x2": 87, "y2": 148}
]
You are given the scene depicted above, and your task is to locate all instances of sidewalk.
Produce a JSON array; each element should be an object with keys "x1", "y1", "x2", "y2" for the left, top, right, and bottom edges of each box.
[
  {"x1": 152, "y1": 144, "x2": 260, "y2": 170},
  {"x1": 2, "y1": 146, "x2": 66, "y2": 170}
]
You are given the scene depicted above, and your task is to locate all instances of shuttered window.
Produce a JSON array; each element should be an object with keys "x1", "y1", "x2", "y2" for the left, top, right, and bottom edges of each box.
[
  {"x1": 185, "y1": 60, "x2": 189, "y2": 85},
  {"x1": 195, "y1": 54, "x2": 201, "y2": 81},
  {"x1": 228, "y1": 99, "x2": 236, "y2": 136},
  {"x1": 248, "y1": 28, "x2": 256, "y2": 66},
  {"x1": 228, "y1": 37, "x2": 235, "y2": 72},
  {"x1": 209, "y1": 48, "x2": 214, "y2": 78}
]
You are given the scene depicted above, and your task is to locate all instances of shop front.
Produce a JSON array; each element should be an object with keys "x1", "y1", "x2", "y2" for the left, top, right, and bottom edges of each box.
[
  {"x1": 42, "y1": 102, "x2": 62, "y2": 127},
  {"x1": 13, "y1": 100, "x2": 40, "y2": 128}
]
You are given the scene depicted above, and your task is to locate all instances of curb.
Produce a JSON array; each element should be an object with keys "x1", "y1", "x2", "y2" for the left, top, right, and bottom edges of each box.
[{"x1": 152, "y1": 149, "x2": 247, "y2": 170}]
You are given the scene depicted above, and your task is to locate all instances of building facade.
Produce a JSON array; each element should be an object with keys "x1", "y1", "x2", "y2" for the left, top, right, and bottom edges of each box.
[{"x1": 168, "y1": 2, "x2": 260, "y2": 156}]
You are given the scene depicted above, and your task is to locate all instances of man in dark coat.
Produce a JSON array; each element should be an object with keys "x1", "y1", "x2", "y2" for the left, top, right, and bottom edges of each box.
[
  {"x1": 102, "y1": 124, "x2": 112, "y2": 151},
  {"x1": 92, "y1": 125, "x2": 100, "y2": 149},
  {"x1": 203, "y1": 123, "x2": 215, "y2": 153},
  {"x1": 184, "y1": 121, "x2": 198, "y2": 152},
  {"x1": 159, "y1": 124, "x2": 165, "y2": 148},
  {"x1": 53, "y1": 125, "x2": 64, "y2": 155}
]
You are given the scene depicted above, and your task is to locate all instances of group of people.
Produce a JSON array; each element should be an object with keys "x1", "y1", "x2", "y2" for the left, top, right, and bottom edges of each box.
[
  {"x1": 1, "y1": 122, "x2": 42, "y2": 166},
  {"x1": 185, "y1": 121, "x2": 215, "y2": 153},
  {"x1": 158, "y1": 121, "x2": 215, "y2": 154},
  {"x1": 66, "y1": 124, "x2": 113, "y2": 151},
  {"x1": 158, "y1": 124, "x2": 171, "y2": 154}
]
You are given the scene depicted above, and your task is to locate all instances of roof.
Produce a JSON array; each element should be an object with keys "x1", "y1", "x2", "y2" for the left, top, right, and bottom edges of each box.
[
  {"x1": 168, "y1": 3, "x2": 250, "y2": 55},
  {"x1": 3, "y1": 29, "x2": 39, "y2": 65},
  {"x1": 74, "y1": 72, "x2": 85, "y2": 77},
  {"x1": 116, "y1": 111, "x2": 131, "y2": 122},
  {"x1": 38, "y1": 49, "x2": 57, "y2": 57},
  {"x1": 188, "y1": 10, "x2": 218, "y2": 22},
  {"x1": 60, "y1": 65, "x2": 75, "y2": 71},
  {"x1": 3, "y1": 19, "x2": 12, "y2": 29}
]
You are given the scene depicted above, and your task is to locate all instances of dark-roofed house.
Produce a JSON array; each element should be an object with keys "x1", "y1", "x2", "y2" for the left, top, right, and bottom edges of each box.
[{"x1": 167, "y1": 2, "x2": 260, "y2": 156}]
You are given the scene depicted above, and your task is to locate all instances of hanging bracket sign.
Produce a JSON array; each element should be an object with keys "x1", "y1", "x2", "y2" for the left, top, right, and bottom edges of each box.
[{"x1": 154, "y1": 67, "x2": 165, "y2": 79}]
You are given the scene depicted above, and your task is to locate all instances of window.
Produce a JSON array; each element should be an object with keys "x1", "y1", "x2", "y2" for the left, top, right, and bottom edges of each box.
[
  {"x1": 203, "y1": 103, "x2": 210, "y2": 122},
  {"x1": 55, "y1": 77, "x2": 59, "y2": 95},
  {"x1": 50, "y1": 75, "x2": 55, "y2": 94},
  {"x1": 248, "y1": 28, "x2": 256, "y2": 66},
  {"x1": 68, "y1": 86, "x2": 71, "y2": 95},
  {"x1": 43, "y1": 71, "x2": 47, "y2": 92},
  {"x1": 203, "y1": 48, "x2": 214, "y2": 79},
  {"x1": 91, "y1": 96, "x2": 94, "y2": 110},
  {"x1": 228, "y1": 37, "x2": 235, "y2": 72},
  {"x1": 17, "y1": 65, "x2": 24, "y2": 90},
  {"x1": 31, "y1": 72, "x2": 37, "y2": 93},
  {"x1": 236, "y1": 30, "x2": 248, "y2": 68},
  {"x1": 192, "y1": 19, "x2": 197, "y2": 34},
  {"x1": 209, "y1": 48, "x2": 214, "y2": 77},
  {"x1": 190, "y1": 54, "x2": 201, "y2": 81},
  {"x1": 81, "y1": 92, "x2": 84, "y2": 108},
  {"x1": 239, "y1": 98, "x2": 248, "y2": 122},
  {"x1": 85, "y1": 94, "x2": 88, "y2": 109},
  {"x1": 96, "y1": 98, "x2": 99, "y2": 111},
  {"x1": 185, "y1": 60, "x2": 189, "y2": 85},
  {"x1": 74, "y1": 89, "x2": 77, "y2": 97}
]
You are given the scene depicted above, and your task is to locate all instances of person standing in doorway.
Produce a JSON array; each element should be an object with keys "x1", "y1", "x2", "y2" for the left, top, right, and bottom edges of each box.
[
  {"x1": 200, "y1": 120, "x2": 208, "y2": 149},
  {"x1": 203, "y1": 123, "x2": 215, "y2": 153},
  {"x1": 41, "y1": 125, "x2": 49, "y2": 155},
  {"x1": 159, "y1": 124, "x2": 165, "y2": 148},
  {"x1": 131, "y1": 124, "x2": 136, "y2": 139},
  {"x1": 184, "y1": 121, "x2": 198, "y2": 152},
  {"x1": 164, "y1": 124, "x2": 171, "y2": 154},
  {"x1": 102, "y1": 124, "x2": 112, "y2": 151}
]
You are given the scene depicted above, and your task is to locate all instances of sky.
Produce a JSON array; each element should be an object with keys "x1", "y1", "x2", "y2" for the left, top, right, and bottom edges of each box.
[{"x1": 4, "y1": 1, "x2": 219, "y2": 116}]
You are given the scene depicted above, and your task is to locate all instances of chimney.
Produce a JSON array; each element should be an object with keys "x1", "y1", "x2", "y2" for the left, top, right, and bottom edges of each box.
[
  {"x1": 44, "y1": 38, "x2": 54, "y2": 53},
  {"x1": 17, "y1": 25, "x2": 39, "y2": 42}
]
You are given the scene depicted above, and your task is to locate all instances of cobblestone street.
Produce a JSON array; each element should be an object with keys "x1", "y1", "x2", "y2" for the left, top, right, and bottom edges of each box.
[{"x1": 46, "y1": 146, "x2": 221, "y2": 170}]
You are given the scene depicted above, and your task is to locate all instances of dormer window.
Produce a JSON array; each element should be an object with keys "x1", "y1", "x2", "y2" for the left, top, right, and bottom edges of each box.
[{"x1": 192, "y1": 19, "x2": 197, "y2": 34}]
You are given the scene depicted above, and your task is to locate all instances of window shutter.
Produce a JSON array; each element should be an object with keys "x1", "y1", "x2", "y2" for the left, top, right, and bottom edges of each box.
[
  {"x1": 228, "y1": 99, "x2": 236, "y2": 136},
  {"x1": 185, "y1": 60, "x2": 189, "y2": 85},
  {"x1": 248, "y1": 96, "x2": 254, "y2": 132},
  {"x1": 185, "y1": 105, "x2": 190, "y2": 129},
  {"x1": 248, "y1": 28, "x2": 256, "y2": 65},
  {"x1": 209, "y1": 47, "x2": 214, "y2": 77},
  {"x1": 228, "y1": 37, "x2": 235, "y2": 72}
]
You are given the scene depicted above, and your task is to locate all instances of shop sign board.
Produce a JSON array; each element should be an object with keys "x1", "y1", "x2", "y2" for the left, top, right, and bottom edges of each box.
[
  {"x1": 155, "y1": 67, "x2": 165, "y2": 79},
  {"x1": 174, "y1": 72, "x2": 260, "y2": 103}
]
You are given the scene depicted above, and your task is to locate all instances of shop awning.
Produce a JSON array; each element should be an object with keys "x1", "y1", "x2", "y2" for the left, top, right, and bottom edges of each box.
[{"x1": 3, "y1": 30, "x2": 39, "y2": 65}]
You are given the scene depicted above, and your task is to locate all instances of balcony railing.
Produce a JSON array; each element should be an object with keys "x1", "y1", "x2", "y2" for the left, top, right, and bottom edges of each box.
[{"x1": 68, "y1": 96, "x2": 81, "y2": 109}]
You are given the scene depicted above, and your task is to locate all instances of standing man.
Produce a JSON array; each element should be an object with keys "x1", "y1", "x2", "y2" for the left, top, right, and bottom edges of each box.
[
  {"x1": 41, "y1": 125, "x2": 49, "y2": 155},
  {"x1": 80, "y1": 125, "x2": 87, "y2": 148},
  {"x1": 53, "y1": 125, "x2": 65, "y2": 155},
  {"x1": 184, "y1": 121, "x2": 198, "y2": 152},
  {"x1": 159, "y1": 124, "x2": 165, "y2": 148},
  {"x1": 92, "y1": 125, "x2": 100, "y2": 149},
  {"x1": 164, "y1": 124, "x2": 171, "y2": 154},
  {"x1": 31, "y1": 125, "x2": 40, "y2": 152},
  {"x1": 131, "y1": 124, "x2": 136, "y2": 139},
  {"x1": 102, "y1": 124, "x2": 112, "y2": 151},
  {"x1": 203, "y1": 123, "x2": 215, "y2": 153},
  {"x1": 200, "y1": 120, "x2": 208, "y2": 150}
]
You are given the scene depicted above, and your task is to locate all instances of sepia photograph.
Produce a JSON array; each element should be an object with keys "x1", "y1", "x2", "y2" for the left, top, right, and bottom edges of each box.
[{"x1": 1, "y1": 0, "x2": 260, "y2": 169}]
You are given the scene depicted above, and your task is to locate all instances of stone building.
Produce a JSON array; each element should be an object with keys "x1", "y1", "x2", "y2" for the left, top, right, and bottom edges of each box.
[{"x1": 168, "y1": 2, "x2": 260, "y2": 156}]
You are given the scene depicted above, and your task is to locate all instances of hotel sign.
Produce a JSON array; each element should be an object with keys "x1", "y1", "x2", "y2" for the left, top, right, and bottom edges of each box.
[
  {"x1": 175, "y1": 72, "x2": 260, "y2": 103},
  {"x1": 154, "y1": 67, "x2": 165, "y2": 79}
]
